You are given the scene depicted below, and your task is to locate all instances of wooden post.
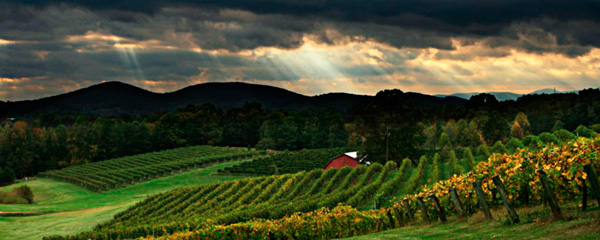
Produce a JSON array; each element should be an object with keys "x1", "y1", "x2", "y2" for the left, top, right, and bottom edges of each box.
[
  {"x1": 582, "y1": 178, "x2": 588, "y2": 211},
  {"x1": 387, "y1": 209, "x2": 397, "y2": 228},
  {"x1": 583, "y1": 164, "x2": 600, "y2": 206},
  {"x1": 393, "y1": 207, "x2": 404, "y2": 226},
  {"x1": 416, "y1": 197, "x2": 431, "y2": 224},
  {"x1": 473, "y1": 180, "x2": 493, "y2": 220},
  {"x1": 492, "y1": 176, "x2": 520, "y2": 224},
  {"x1": 538, "y1": 170, "x2": 562, "y2": 219},
  {"x1": 429, "y1": 194, "x2": 447, "y2": 222},
  {"x1": 403, "y1": 199, "x2": 414, "y2": 222},
  {"x1": 521, "y1": 183, "x2": 530, "y2": 206},
  {"x1": 450, "y1": 188, "x2": 466, "y2": 218}
]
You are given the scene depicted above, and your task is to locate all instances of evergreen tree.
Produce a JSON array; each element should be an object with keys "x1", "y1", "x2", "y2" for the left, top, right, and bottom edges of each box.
[
  {"x1": 491, "y1": 140, "x2": 508, "y2": 154},
  {"x1": 463, "y1": 147, "x2": 475, "y2": 170}
]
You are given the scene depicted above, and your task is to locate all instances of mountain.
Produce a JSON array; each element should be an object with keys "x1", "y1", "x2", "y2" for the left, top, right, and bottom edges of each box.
[
  {"x1": 436, "y1": 92, "x2": 522, "y2": 101},
  {"x1": 435, "y1": 88, "x2": 575, "y2": 101},
  {"x1": 0, "y1": 81, "x2": 468, "y2": 116}
]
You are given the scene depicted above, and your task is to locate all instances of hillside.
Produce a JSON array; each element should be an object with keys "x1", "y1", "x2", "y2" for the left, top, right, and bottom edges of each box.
[
  {"x1": 39, "y1": 146, "x2": 262, "y2": 191},
  {"x1": 0, "y1": 160, "x2": 248, "y2": 240},
  {"x1": 62, "y1": 137, "x2": 598, "y2": 240},
  {"x1": 0, "y1": 81, "x2": 466, "y2": 116}
]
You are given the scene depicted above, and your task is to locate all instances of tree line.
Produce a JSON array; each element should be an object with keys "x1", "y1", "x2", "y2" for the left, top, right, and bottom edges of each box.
[{"x1": 3, "y1": 88, "x2": 600, "y2": 183}]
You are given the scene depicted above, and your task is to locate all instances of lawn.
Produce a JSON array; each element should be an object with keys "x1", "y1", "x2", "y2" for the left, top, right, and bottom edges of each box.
[{"x1": 0, "y1": 160, "x2": 248, "y2": 240}]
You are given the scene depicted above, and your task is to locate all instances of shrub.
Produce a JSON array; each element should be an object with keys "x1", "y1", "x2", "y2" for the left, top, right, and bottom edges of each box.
[
  {"x1": 0, "y1": 191, "x2": 28, "y2": 204},
  {"x1": 491, "y1": 141, "x2": 508, "y2": 154},
  {"x1": 554, "y1": 129, "x2": 576, "y2": 142},
  {"x1": 13, "y1": 185, "x2": 34, "y2": 204},
  {"x1": 505, "y1": 138, "x2": 524, "y2": 153},
  {"x1": 476, "y1": 144, "x2": 490, "y2": 158},
  {"x1": 448, "y1": 150, "x2": 464, "y2": 175},
  {"x1": 538, "y1": 132, "x2": 558, "y2": 144},
  {"x1": 522, "y1": 135, "x2": 543, "y2": 149},
  {"x1": 574, "y1": 125, "x2": 596, "y2": 137},
  {"x1": 403, "y1": 156, "x2": 427, "y2": 194}
]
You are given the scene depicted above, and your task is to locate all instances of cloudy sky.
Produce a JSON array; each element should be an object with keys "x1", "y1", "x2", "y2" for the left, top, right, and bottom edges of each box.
[{"x1": 1, "y1": 0, "x2": 600, "y2": 101}]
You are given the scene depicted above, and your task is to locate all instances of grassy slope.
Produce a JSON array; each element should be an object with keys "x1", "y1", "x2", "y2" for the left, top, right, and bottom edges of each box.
[
  {"x1": 342, "y1": 203, "x2": 600, "y2": 240},
  {"x1": 0, "y1": 160, "x2": 247, "y2": 240}
]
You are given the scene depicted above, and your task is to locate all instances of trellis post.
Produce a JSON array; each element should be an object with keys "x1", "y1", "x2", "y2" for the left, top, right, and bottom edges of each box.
[
  {"x1": 416, "y1": 197, "x2": 431, "y2": 224},
  {"x1": 492, "y1": 176, "x2": 520, "y2": 224},
  {"x1": 473, "y1": 180, "x2": 493, "y2": 220}
]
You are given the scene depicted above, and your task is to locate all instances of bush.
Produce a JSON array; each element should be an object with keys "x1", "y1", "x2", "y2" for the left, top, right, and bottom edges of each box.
[
  {"x1": 505, "y1": 138, "x2": 524, "y2": 153},
  {"x1": 14, "y1": 185, "x2": 35, "y2": 204},
  {"x1": 538, "y1": 132, "x2": 558, "y2": 144},
  {"x1": 491, "y1": 141, "x2": 508, "y2": 154},
  {"x1": 403, "y1": 156, "x2": 427, "y2": 194},
  {"x1": 0, "y1": 191, "x2": 29, "y2": 204},
  {"x1": 590, "y1": 123, "x2": 600, "y2": 133},
  {"x1": 476, "y1": 144, "x2": 490, "y2": 158},
  {"x1": 522, "y1": 135, "x2": 543, "y2": 149},
  {"x1": 554, "y1": 129, "x2": 576, "y2": 142},
  {"x1": 574, "y1": 125, "x2": 596, "y2": 138}
]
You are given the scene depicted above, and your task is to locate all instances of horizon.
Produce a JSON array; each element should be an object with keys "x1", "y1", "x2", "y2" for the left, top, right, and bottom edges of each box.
[
  {"x1": 0, "y1": 80, "x2": 585, "y2": 102},
  {"x1": 1, "y1": 1, "x2": 600, "y2": 101}
]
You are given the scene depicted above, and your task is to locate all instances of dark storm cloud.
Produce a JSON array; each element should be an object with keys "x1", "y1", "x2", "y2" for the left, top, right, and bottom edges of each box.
[
  {"x1": 2, "y1": 0, "x2": 600, "y2": 101},
  {"x1": 2, "y1": 1, "x2": 600, "y2": 52},
  {"x1": 7, "y1": 1, "x2": 600, "y2": 26}
]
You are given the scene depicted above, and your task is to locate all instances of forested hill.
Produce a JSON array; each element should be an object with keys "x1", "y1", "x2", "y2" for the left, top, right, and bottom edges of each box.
[{"x1": 0, "y1": 81, "x2": 466, "y2": 116}]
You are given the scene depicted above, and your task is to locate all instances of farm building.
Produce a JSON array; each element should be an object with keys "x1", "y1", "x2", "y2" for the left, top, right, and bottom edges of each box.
[{"x1": 323, "y1": 152, "x2": 368, "y2": 170}]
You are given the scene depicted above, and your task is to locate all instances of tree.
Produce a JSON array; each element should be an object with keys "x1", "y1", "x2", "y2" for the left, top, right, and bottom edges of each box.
[
  {"x1": 505, "y1": 138, "x2": 524, "y2": 153},
  {"x1": 463, "y1": 147, "x2": 475, "y2": 170},
  {"x1": 257, "y1": 112, "x2": 299, "y2": 150},
  {"x1": 574, "y1": 125, "x2": 595, "y2": 137},
  {"x1": 0, "y1": 167, "x2": 15, "y2": 186},
  {"x1": 353, "y1": 89, "x2": 424, "y2": 163},
  {"x1": 431, "y1": 153, "x2": 442, "y2": 183},
  {"x1": 438, "y1": 132, "x2": 452, "y2": 151},
  {"x1": 539, "y1": 132, "x2": 558, "y2": 144},
  {"x1": 551, "y1": 120, "x2": 564, "y2": 132},
  {"x1": 554, "y1": 129, "x2": 576, "y2": 142},
  {"x1": 476, "y1": 144, "x2": 490, "y2": 158},
  {"x1": 448, "y1": 150, "x2": 464, "y2": 175},
  {"x1": 510, "y1": 121, "x2": 525, "y2": 139},
  {"x1": 491, "y1": 141, "x2": 508, "y2": 154},
  {"x1": 522, "y1": 135, "x2": 543, "y2": 149},
  {"x1": 514, "y1": 112, "x2": 531, "y2": 134},
  {"x1": 14, "y1": 185, "x2": 34, "y2": 204}
]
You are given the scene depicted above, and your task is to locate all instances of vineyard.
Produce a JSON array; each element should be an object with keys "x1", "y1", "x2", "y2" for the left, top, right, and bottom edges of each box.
[
  {"x1": 45, "y1": 137, "x2": 600, "y2": 240},
  {"x1": 218, "y1": 148, "x2": 350, "y2": 175},
  {"x1": 46, "y1": 159, "x2": 426, "y2": 240},
  {"x1": 39, "y1": 146, "x2": 263, "y2": 192}
]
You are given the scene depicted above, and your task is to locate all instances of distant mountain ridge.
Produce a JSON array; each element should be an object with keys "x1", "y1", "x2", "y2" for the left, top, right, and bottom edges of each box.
[
  {"x1": 435, "y1": 88, "x2": 573, "y2": 101},
  {"x1": 0, "y1": 81, "x2": 467, "y2": 116},
  {"x1": 2, "y1": 82, "x2": 590, "y2": 117}
]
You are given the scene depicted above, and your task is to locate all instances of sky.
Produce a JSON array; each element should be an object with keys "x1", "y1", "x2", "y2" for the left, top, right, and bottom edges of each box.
[{"x1": 1, "y1": 1, "x2": 600, "y2": 101}]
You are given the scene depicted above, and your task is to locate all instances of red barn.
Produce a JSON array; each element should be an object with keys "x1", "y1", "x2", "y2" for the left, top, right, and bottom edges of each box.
[{"x1": 324, "y1": 152, "x2": 360, "y2": 170}]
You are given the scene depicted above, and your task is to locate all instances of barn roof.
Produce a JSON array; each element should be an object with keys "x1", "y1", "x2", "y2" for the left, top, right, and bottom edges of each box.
[
  {"x1": 323, "y1": 151, "x2": 369, "y2": 169},
  {"x1": 344, "y1": 151, "x2": 358, "y2": 159}
]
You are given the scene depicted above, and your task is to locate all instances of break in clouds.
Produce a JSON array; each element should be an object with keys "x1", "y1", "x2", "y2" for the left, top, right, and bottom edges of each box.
[{"x1": 1, "y1": 0, "x2": 600, "y2": 100}]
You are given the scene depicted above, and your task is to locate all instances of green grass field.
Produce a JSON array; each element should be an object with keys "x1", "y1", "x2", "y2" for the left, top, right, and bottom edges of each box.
[{"x1": 0, "y1": 160, "x2": 248, "y2": 240}]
